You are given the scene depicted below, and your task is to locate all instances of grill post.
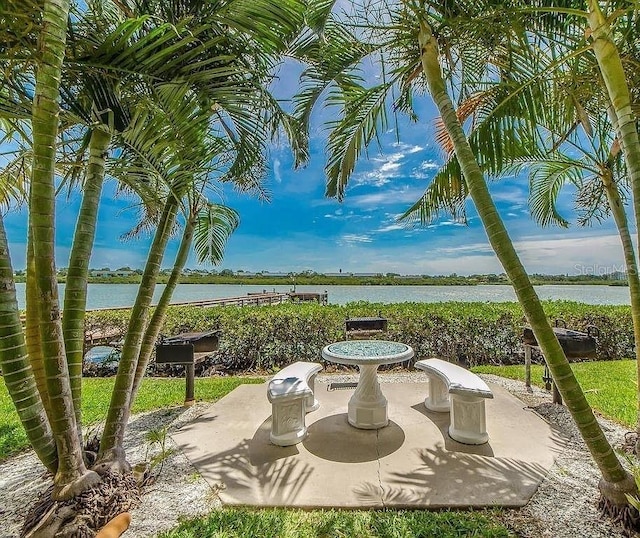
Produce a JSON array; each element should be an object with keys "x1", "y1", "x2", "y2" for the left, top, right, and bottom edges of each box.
[{"x1": 185, "y1": 363, "x2": 195, "y2": 406}]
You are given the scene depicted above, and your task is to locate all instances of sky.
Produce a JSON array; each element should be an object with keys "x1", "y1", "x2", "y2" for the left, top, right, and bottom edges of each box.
[{"x1": 2, "y1": 66, "x2": 628, "y2": 277}]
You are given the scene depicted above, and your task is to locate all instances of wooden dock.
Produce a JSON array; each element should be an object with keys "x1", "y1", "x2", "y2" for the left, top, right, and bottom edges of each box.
[
  {"x1": 169, "y1": 291, "x2": 290, "y2": 308},
  {"x1": 83, "y1": 291, "x2": 327, "y2": 347}
]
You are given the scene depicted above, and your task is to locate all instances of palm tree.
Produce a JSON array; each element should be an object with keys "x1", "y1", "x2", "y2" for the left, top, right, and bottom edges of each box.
[
  {"x1": 412, "y1": 10, "x2": 636, "y2": 520},
  {"x1": 292, "y1": 0, "x2": 637, "y2": 524},
  {"x1": 403, "y1": 0, "x2": 640, "y2": 454},
  {"x1": 94, "y1": 88, "x2": 239, "y2": 466},
  {"x1": 1, "y1": 0, "x2": 308, "y2": 531},
  {"x1": 116, "y1": 93, "x2": 242, "y2": 397},
  {"x1": 0, "y1": 214, "x2": 58, "y2": 473},
  {"x1": 131, "y1": 202, "x2": 240, "y2": 398},
  {"x1": 584, "y1": 1, "x2": 640, "y2": 458},
  {"x1": 94, "y1": 0, "x2": 309, "y2": 464},
  {"x1": 28, "y1": 0, "x2": 101, "y2": 501}
]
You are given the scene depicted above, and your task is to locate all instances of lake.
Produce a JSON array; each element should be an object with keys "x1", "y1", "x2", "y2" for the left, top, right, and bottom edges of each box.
[{"x1": 13, "y1": 283, "x2": 630, "y2": 310}]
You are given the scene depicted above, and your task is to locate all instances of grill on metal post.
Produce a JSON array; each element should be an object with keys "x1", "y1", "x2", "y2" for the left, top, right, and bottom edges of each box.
[
  {"x1": 522, "y1": 320, "x2": 598, "y2": 404},
  {"x1": 155, "y1": 330, "x2": 219, "y2": 405}
]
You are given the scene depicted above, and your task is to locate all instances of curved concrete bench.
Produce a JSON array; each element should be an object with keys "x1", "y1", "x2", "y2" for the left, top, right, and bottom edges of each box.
[
  {"x1": 415, "y1": 358, "x2": 493, "y2": 445},
  {"x1": 267, "y1": 361, "x2": 322, "y2": 446}
]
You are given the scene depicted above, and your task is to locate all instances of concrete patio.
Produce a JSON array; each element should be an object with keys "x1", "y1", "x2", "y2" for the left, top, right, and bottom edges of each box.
[{"x1": 171, "y1": 378, "x2": 567, "y2": 509}]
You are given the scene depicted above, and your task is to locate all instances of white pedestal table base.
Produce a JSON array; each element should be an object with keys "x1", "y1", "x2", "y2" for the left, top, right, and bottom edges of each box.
[{"x1": 348, "y1": 364, "x2": 388, "y2": 429}]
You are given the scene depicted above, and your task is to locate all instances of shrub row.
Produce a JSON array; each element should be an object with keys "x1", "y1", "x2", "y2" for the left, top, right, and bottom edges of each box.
[{"x1": 83, "y1": 301, "x2": 635, "y2": 372}]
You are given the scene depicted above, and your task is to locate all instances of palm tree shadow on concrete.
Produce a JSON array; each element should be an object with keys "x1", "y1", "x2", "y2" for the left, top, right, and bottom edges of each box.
[
  {"x1": 172, "y1": 414, "x2": 313, "y2": 506},
  {"x1": 354, "y1": 401, "x2": 568, "y2": 508},
  {"x1": 353, "y1": 442, "x2": 552, "y2": 507}
]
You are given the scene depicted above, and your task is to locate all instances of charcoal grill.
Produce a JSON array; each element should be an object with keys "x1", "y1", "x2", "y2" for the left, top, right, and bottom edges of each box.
[
  {"x1": 344, "y1": 316, "x2": 388, "y2": 340},
  {"x1": 155, "y1": 331, "x2": 219, "y2": 405},
  {"x1": 522, "y1": 320, "x2": 598, "y2": 404}
]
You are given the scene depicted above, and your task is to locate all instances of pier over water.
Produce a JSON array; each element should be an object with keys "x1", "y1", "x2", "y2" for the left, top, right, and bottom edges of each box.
[{"x1": 83, "y1": 290, "x2": 328, "y2": 348}]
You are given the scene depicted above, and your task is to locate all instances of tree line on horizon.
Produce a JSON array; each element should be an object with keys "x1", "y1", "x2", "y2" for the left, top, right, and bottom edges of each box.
[{"x1": 11, "y1": 267, "x2": 628, "y2": 286}]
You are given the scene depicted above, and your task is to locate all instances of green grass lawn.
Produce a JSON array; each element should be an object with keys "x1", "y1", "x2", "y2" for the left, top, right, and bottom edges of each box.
[
  {"x1": 473, "y1": 359, "x2": 637, "y2": 427},
  {"x1": 0, "y1": 376, "x2": 264, "y2": 461},
  {"x1": 159, "y1": 507, "x2": 511, "y2": 538}
]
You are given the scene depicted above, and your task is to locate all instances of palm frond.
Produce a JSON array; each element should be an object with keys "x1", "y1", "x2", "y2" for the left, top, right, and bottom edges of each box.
[
  {"x1": 528, "y1": 156, "x2": 585, "y2": 228},
  {"x1": 325, "y1": 81, "x2": 395, "y2": 200},
  {"x1": 192, "y1": 203, "x2": 240, "y2": 265},
  {"x1": 400, "y1": 157, "x2": 468, "y2": 225},
  {"x1": 0, "y1": 151, "x2": 30, "y2": 209}
]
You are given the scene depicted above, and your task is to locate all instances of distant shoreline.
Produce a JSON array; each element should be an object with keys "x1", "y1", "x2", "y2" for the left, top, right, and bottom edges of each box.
[{"x1": 13, "y1": 275, "x2": 628, "y2": 286}]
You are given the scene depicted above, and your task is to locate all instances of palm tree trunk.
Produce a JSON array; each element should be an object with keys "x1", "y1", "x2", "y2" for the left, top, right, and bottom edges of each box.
[
  {"x1": 25, "y1": 227, "x2": 49, "y2": 408},
  {"x1": 602, "y1": 177, "x2": 640, "y2": 453},
  {"x1": 97, "y1": 196, "x2": 179, "y2": 467},
  {"x1": 30, "y1": 0, "x2": 99, "y2": 499},
  {"x1": 588, "y1": 2, "x2": 640, "y2": 457},
  {"x1": 416, "y1": 17, "x2": 635, "y2": 509},
  {"x1": 62, "y1": 127, "x2": 111, "y2": 435},
  {"x1": 605, "y1": 98, "x2": 640, "y2": 454},
  {"x1": 0, "y1": 215, "x2": 58, "y2": 473},
  {"x1": 586, "y1": 3, "x2": 640, "y2": 219},
  {"x1": 132, "y1": 214, "x2": 196, "y2": 398}
]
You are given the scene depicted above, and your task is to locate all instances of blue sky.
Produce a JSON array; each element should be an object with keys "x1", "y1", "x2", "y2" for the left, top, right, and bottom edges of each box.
[{"x1": 2, "y1": 67, "x2": 627, "y2": 276}]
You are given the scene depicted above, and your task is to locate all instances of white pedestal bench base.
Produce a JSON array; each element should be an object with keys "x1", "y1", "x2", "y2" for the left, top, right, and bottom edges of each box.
[
  {"x1": 267, "y1": 361, "x2": 322, "y2": 447},
  {"x1": 449, "y1": 393, "x2": 489, "y2": 445},
  {"x1": 416, "y1": 358, "x2": 493, "y2": 445},
  {"x1": 270, "y1": 397, "x2": 308, "y2": 446},
  {"x1": 423, "y1": 376, "x2": 450, "y2": 412}
]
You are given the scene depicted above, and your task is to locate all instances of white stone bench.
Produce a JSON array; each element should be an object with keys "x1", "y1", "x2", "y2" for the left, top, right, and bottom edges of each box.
[
  {"x1": 415, "y1": 358, "x2": 493, "y2": 445},
  {"x1": 267, "y1": 361, "x2": 322, "y2": 446}
]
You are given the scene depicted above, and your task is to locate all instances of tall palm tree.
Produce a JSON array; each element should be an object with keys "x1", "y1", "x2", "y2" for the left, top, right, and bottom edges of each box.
[
  {"x1": 95, "y1": 1, "x2": 308, "y2": 461},
  {"x1": 115, "y1": 93, "x2": 242, "y2": 398},
  {"x1": 28, "y1": 0, "x2": 102, "y2": 500},
  {"x1": 412, "y1": 9, "x2": 636, "y2": 521},
  {"x1": 403, "y1": 0, "x2": 640, "y2": 453},
  {"x1": 131, "y1": 202, "x2": 240, "y2": 398},
  {"x1": 0, "y1": 214, "x2": 58, "y2": 473},
  {"x1": 584, "y1": 1, "x2": 640, "y2": 457},
  {"x1": 292, "y1": 0, "x2": 637, "y2": 523}
]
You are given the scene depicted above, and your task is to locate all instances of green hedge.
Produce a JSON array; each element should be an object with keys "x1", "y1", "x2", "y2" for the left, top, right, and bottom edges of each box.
[{"x1": 83, "y1": 301, "x2": 635, "y2": 371}]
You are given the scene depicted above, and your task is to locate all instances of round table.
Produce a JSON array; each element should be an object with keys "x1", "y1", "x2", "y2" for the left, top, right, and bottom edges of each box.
[{"x1": 321, "y1": 340, "x2": 414, "y2": 429}]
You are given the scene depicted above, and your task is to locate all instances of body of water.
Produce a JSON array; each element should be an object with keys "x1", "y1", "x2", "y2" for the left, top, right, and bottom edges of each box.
[{"x1": 13, "y1": 282, "x2": 631, "y2": 310}]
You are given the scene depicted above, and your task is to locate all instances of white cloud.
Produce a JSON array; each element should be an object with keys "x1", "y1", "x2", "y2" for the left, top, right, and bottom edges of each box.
[
  {"x1": 411, "y1": 160, "x2": 440, "y2": 179},
  {"x1": 197, "y1": 225, "x2": 630, "y2": 277},
  {"x1": 348, "y1": 187, "x2": 425, "y2": 208},
  {"x1": 490, "y1": 186, "x2": 528, "y2": 206},
  {"x1": 323, "y1": 209, "x2": 373, "y2": 221},
  {"x1": 352, "y1": 145, "x2": 426, "y2": 187},
  {"x1": 340, "y1": 234, "x2": 373, "y2": 244},
  {"x1": 433, "y1": 241, "x2": 494, "y2": 256},
  {"x1": 324, "y1": 208, "x2": 344, "y2": 219},
  {"x1": 511, "y1": 234, "x2": 625, "y2": 271},
  {"x1": 273, "y1": 158, "x2": 282, "y2": 183},
  {"x1": 391, "y1": 142, "x2": 424, "y2": 154},
  {"x1": 426, "y1": 219, "x2": 466, "y2": 229},
  {"x1": 376, "y1": 223, "x2": 404, "y2": 233}
]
